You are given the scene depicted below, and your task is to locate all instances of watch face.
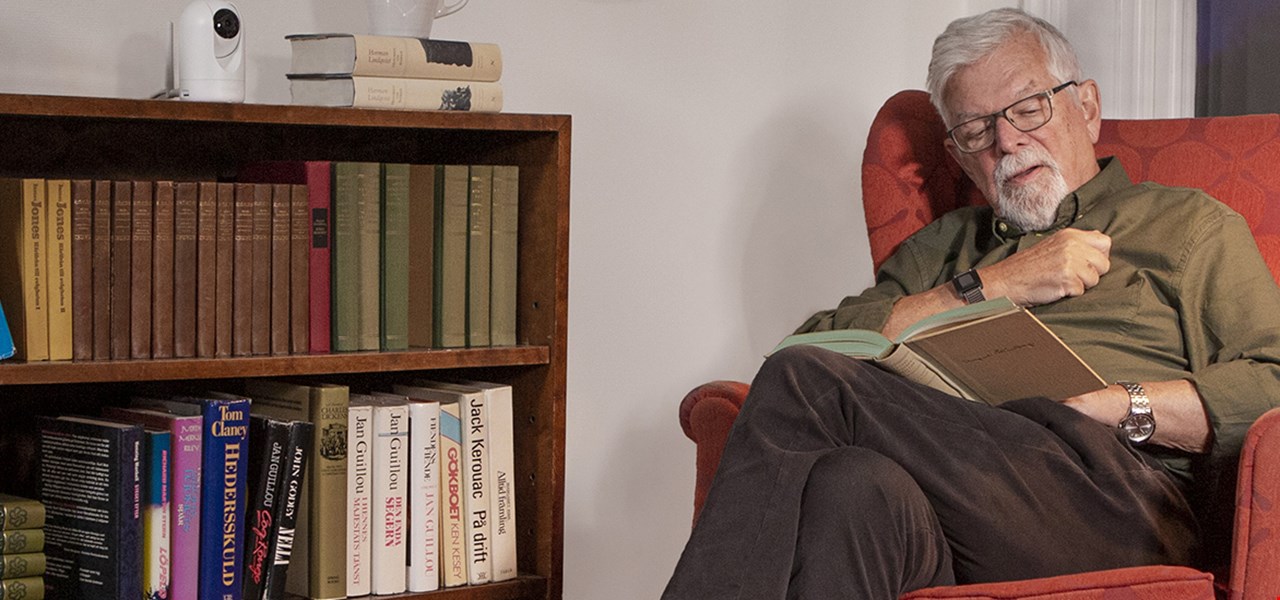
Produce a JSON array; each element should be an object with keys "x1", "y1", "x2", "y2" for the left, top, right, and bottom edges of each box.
[
  {"x1": 1122, "y1": 413, "x2": 1156, "y2": 443},
  {"x1": 954, "y1": 270, "x2": 980, "y2": 291}
]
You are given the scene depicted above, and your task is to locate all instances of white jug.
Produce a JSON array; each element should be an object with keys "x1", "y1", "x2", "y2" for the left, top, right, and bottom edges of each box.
[{"x1": 366, "y1": 0, "x2": 468, "y2": 39}]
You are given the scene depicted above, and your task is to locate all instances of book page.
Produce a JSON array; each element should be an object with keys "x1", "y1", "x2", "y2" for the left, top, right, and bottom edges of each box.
[
  {"x1": 770, "y1": 328, "x2": 893, "y2": 360},
  {"x1": 895, "y1": 296, "x2": 1019, "y2": 343},
  {"x1": 876, "y1": 344, "x2": 978, "y2": 401}
]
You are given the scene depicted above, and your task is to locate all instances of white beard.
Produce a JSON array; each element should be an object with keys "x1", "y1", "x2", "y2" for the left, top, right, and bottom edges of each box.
[{"x1": 992, "y1": 147, "x2": 1070, "y2": 231}]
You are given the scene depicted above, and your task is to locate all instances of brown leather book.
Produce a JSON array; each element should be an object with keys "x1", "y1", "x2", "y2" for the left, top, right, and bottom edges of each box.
[
  {"x1": 290, "y1": 184, "x2": 310, "y2": 354},
  {"x1": 406, "y1": 165, "x2": 437, "y2": 349},
  {"x1": 71, "y1": 180, "x2": 94, "y2": 360},
  {"x1": 110, "y1": 181, "x2": 132, "y2": 360},
  {"x1": 270, "y1": 183, "x2": 291, "y2": 355},
  {"x1": 252, "y1": 183, "x2": 272, "y2": 355},
  {"x1": 151, "y1": 181, "x2": 175, "y2": 359},
  {"x1": 194, "y1": 182, "x2": 216, "y2": 358},
  {"x1": 215, "y1": 183, "x2": 235, "y2": 358},
  {"x1": 173, "y1": 182, "x2": 198, "y2": 358},
  {"x1": 92, "y1": 180, "x2": 112, "y2": 360},
  {"x1": 232, "y1": 183, "x2": 255, "y2": 356},
  {"x1": 130, "y1": 181, "x2": 153, "y2": 359}
]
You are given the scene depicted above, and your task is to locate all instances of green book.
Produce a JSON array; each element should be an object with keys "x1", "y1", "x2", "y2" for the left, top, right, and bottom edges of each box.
[
  {"x1": 434, "y1": 165, "x2": 469, "y2": 348},
  {"x1": 490, "y1": 166, "x2": 519, "y2": 347},
  {"x1": 467, "y1": 166, "x2": 493, "y2": 348},
  {"x1": 0, "y1": 530, "x2": 43, "y2": 555},
  {"x1": 772, "y1": 297, "x2": 1106, "y2": 405},
  {"x1": 1, "y1": 576, "x2": 44, "y2": 600},
  {"x1": 0, "y1": 494, "x2": 44, "y2": 532},
  {"x1": 380, "y1": 163, "x2": 410, "y2": 351},
  {"x1": 406, "y1": 165, "x2": 438, "y2": 349},
  {"x1": 0, "y1": 552, "x2": 45, "y2": 580},
  {"x1": 355, "y1": 163, "x2": 382, "y2": 351},
  {"x1": 330, "y1": 163, "x2": 365, "y2": 352}
]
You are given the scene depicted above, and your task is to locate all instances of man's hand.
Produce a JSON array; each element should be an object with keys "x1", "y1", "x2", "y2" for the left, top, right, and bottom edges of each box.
[
  {"x1": 982, "y1": 229, "x2": 1112, "y2": 307},
  {"x1": 1060, "y1": 380, "x2": 1212, "y2": 453}
]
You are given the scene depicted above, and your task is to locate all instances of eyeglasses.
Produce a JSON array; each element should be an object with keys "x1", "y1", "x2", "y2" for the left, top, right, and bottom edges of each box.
[{"x1": 947, "y1": 81, "x2": 1078, "y2": 153}]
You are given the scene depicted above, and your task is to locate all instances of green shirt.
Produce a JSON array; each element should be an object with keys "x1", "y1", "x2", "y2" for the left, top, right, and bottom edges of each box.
[{"x1": 798, "y1": 158, "x2": 1280, "y2": 484}]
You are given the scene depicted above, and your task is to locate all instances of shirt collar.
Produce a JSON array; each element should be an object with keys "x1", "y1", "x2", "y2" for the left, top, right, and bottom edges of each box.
[{"x1": 991, "y1": 157, "x2": 1132, "y2": 241}]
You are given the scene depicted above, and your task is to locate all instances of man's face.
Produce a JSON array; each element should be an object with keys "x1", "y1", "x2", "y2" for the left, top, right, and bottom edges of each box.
[{"x1": 942, "y1": 34, "x2": 1102, "y2": 231}]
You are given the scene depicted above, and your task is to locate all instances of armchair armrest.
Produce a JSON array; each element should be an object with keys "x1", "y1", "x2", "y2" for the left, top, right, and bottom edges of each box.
[
  {"x1": 1229, "y1": 406, "x2": 1280, "y2": 600},
  {"x1": 680, "y1": 380, "x2": 749, "y2": 525}
]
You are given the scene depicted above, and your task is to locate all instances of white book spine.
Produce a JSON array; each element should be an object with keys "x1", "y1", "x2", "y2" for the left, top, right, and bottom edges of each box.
[
  {"x1": 372, "y1": 401, "x2": 409, "y2": 594},
  {"x1": 485, "y1": 386, "x2": 517, "y2": 582},
  {"x1": 462, "y1": 392, "x2": 492, "y2": 584},
  {"x1": 407, "y1": 401, "x2": 441, "y2": 592},
  {"x1": 347, "y1": 403, "x2": 373, "y2": 597}
]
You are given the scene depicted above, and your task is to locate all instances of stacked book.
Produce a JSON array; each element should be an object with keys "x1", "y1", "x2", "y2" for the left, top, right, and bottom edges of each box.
[
  {"x1": 0, "y1": 494, "x2": 46, "y2": 600},
  {"x1": 286, "y1": 34, "x2": 504, "y2": 113}
]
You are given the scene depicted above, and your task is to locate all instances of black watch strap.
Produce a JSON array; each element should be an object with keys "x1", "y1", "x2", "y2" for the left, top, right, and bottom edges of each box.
[{"x1": 951, "y1": 269, "x2": 985, "y2": 304}]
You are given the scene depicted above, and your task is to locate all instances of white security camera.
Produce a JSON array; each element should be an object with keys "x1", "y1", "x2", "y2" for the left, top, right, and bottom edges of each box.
[{"x1": 177, "y1": 0, "x2": 245, "y2": 102}]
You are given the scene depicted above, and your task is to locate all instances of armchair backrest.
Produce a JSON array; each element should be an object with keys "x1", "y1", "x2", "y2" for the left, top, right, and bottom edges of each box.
[{"x1": 861, "y1": 90, "x2": 1280, "y2": 282}]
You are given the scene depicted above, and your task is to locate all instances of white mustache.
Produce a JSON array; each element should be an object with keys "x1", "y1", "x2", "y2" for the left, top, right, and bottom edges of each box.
[{"x1": 994, "y1": 148, "x2": 1059, "y2": 188}]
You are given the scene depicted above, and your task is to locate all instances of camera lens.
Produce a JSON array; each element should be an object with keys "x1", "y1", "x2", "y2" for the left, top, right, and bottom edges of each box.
[{"x1": 213, "y1": 8, "x2": 240, "y2": 39}]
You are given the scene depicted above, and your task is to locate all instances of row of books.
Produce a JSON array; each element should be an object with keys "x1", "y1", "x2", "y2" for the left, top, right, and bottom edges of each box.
[
  {"x1": 286, "y1": 34, "x2": 504, "y2": 112},
  {"x1": 0, "y1": 162, "x2": 520, "y2": 362},
  {"x1": 0, "y1": 494, "x2": 46, "y2": 600},
  {"x1": 32, "y1": 377, "x2": 516, "y2": 600}
]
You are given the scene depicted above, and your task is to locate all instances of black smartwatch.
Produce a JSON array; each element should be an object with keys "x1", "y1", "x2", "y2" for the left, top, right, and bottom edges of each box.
[{"x1": 951, "y1": 269, "x2": 985, "y2": 304}]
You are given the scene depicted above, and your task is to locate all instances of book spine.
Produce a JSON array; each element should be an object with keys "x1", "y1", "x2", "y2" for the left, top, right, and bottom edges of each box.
[
  {"x1": 345, "y1": 403, "x2": 372, "y2": 597},
  {"x1": 130, "y1": 180, "x2": 153, "y2": 359},
  {"x1": 0, "y1": 576, "x2": 45, "y2": 600},
  {"x1": 435, "y1": 166, "x2": 469, "y2": 348},
  {"x1": 407, "y1": 401, "x2": 440, "y2": 592},
  {"x1": 0, "y1": 529, "x2": 45, "y2": 554},
  {"x1": 174, "y1": 181, "x2": 199, "y2": 358},
  {"x1": 371, "y1": 401, "x2": 408, "y2": 594},
  {"x1": 262, "y1": 421, "x2": 313, "y2": 600},
  {"x1": 0, "y1": 552, "x2": 46, "y2": 579},
  {"x1": 308, "y1": 386, "x2": 350, "y2": 599},
  {"x1": 252, "y1": 184, "x2": 272, "y2": 355},
  {"x1": 380, "y1": 163, "x2": 410, "y2": 351},
  {"x1": 70, "y1": 180, "x2": 92, "y2": 361},
  {"x1": 243, "y1": 418, "x2": 290, "y2": 600},
  {"x1": 0, "y1": 496, "x2": 46, "y2": 532},
  {"x1": 356, "y1": 163, "x2": 381, "y2": 351},
  {"x1": 152, "y1": 181, "x2": 176, "y2": 359},
  {"x1": 91, "y1": 180, "x2": 112, "y2": 360},
  {"x1": 346, "y1": 77, "x2": 503, "y2": 112},
  {"x1": 143, "y1": 429, "x2": 172, "y2": 600},
  {"x1": 330, "y1": 163, "x2": 360, "y2": 352},
  {"x1": 44, "y1": 180, "x2": 72, "y2": 361},
  {"x1": 486, "y1": 386, "x2": 518, "y2": 582},
  {"x1": 24, "y1": 179, "x2": 50, "y2": 361},
  {"x1": 198, "y1": 398, "x2": 250, "y2": 600},
  {"x1": 406, "y1": 165, "x2": 437, "y2": 349},
  {"x1": 490, "y1": 166, "x2": 519, "y2": 347},
  {"x1": 215, "y1": 183, "x2": 235, "y2": 358},
  {"x1": 438, "y1": 401, "x2": 467, "y2": 587},
  {"x1": 270, "y1": 184, "x2": 292, "y2": 356},
  {"x1": 467, "y1": 165, "x2": 493, "y2": 348},
  {"x1": 349, "y1": 37, "x2": 503, "y2": 81},
  {"x1": 109, "y1": 180, "x2": 131, "y2": 360},
  {"x1": 289, "y1": 184, "x2": 310, "y2": 355},
  {"x1": 462, "y1": 391, "x2": 491, "y2": 584},
  {"x1": 232, "y1": 183, "x2": 255, "y2": 357},
  {"x1": 306, "y1": 162, "x2": 331, "y2": 354},
  {"x1": 172, "y1": 416, "x2": 203, "y2": 600}
]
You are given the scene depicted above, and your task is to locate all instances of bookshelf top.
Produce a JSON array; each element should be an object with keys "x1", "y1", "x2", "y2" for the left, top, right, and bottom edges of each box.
[{"x1": 0, "y1": 92, "x2": 571, "y2": 133}]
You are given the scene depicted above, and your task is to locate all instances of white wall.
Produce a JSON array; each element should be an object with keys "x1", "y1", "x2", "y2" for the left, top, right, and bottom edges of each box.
[{"x1": 0, "y1": 1, "x2": 999, "y2": 598}]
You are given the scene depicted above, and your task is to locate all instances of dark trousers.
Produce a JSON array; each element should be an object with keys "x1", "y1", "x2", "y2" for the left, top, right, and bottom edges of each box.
[{"x1": 663, "y1": 346, "x2": 1197, "y2": 600}]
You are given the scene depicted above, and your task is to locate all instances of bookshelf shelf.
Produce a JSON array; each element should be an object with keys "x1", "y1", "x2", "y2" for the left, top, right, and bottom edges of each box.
[{"x1": 0, "y1": 93, "x2": 568, "y2": 600}]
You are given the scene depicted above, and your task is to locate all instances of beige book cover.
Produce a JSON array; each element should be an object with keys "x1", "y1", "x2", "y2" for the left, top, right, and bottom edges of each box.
[
  {"x1": 288, "y1": 34, "x2": 502, "y2": 82},
  {"x1": 355, "y1": 162, "x2": 382, "y2": 351},
  {"x1": 0, "y1": 179, "x2": 50, "y2": 361},
  {"x1": 467, "y1": 165, "x2": 493, "y2": 348},
  {"x1": 434, "y1": 165, "x2": 469, "y2": 348},
  {"x1": 490, "y1": 166, "x2": 519, "y2": 347},
  {"x1": 45, "y1": 180, "x2": 72, "y2": 361}
]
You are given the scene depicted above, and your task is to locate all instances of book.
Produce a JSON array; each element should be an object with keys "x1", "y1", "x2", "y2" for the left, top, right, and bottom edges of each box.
[
  {"x1": 356, "y1": 163, "x2": 381, "y2": 352},
  {"x1": 0, "y1": 552, "x2": 46, "y2": 580},
  {"x1": 288, "y1": 76, "x2": 504, "y2": 113},
  {"x1": 152, "y1": 180, "x2": 176, "y2": 359},
  {"x1": 467, "y1": 166, "x2": 493, "y2": 347},
  {"x1": 395, "y1": 390, "x2": 441, "y2": 592},
  {"x1": 0, "y1": 577, "x2": 43, "y2": 600},
  {"x1": 102, "y1": 405, "x2": 203, "y2": 600},
  {"x1": 242, "y1": 416, "x2": 290, "y2": 600},
  {"x1": 110, "y1": 180, "x2": 131, "y2": 360},
  {"x1": 395, "y1": 385, "x2": 467, "y2": 586},
  {"x1": 344, "y1": 398, "x2": 373, "y2": 597},
  {"x1": 0, "y1": 495, "x2": 44, "y2": 532},
  {"x1": 307, "y1": 166, "x2": 331, "y2": 355},
  {"x1": 262, "y1": 419, "x2": 314, "y2": 600},
  {"x1": 490, "y1": 166, "x2": 519, "y2": 347},
  {"x1": 140, "y1": 427, "x2": 172, "y2": 600},
  {"x1": 329, "y1": 162, "x2": 365, "y2": 352},
  {"x1": 45, "y1": 179, "x2": 72, "y2": 361},
  {"x1": 38, "y1": 415, "x2": 142, "y2": 600},
  {"x1": 381, "y1": 163, "x2": 410, "y2": 351},
  {"x1": 435, "y1": 165, "x2": 469, "y2": 348},
  {"x1": 233, "y1": 183, "x2": 256, "y2": 357},
  {"x1": 406, "y1": 165, "x2": 438, "y2": 349},
  {"x1": 289, "y1": 184, "x2": 310, "y2": 356},
  {"x1": 91, "y1": 180, "x2": 112, "y2": 360},
  {"x1": 70, "y1": 180, "x2": 92, "y2": 361},
  {"x1": 196, "y1": 182, "x2": 219, "y2": 358},
  {"x1": 215, "y1": 182, "x2": 235, "y2": 358},
  {"x1": 287, "y1": 34, "x2": 502, "y2": 82},
  {"x1": 134, "y1": 394, "x2": 251, "y2": 600},
  {"x1": 0, "y1": 301, "x2": 11, "y2": 360},
  {"x1": 252, "y1": 183, "x2": 273, "y2": 355},
  {"x1": 772, "y1": 297, "x2": 1108, "y2": 405},
  {"x1": 366, "y1": 393, "x2": 409, "y2": 595},
  {"x1": 131, "y1": 180, "x2": 153, "y2": 359},
  {"x1": 174, "y1": 181, "x2": 199, "y2": 358},
  {"x1": 455, "y1": 380, "x2": 518, "y2": 582},
  {"x1": 270, "y1": 183, "x2": 292, "y2": 356},
  {"x1": 245, "y1": 380, "x2": 349, "y2": 600},
  {"x1": 0, "y1": 530, "x2": 43, "y2": 555},
  {"x1": 0, "y1": 179, "x2": 49, "y2": 361}
]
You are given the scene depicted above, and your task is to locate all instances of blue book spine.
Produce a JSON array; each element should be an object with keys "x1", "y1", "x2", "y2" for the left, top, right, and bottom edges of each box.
[{"x1": 195, "y1": 396, "x2": 251, "y2": 600}]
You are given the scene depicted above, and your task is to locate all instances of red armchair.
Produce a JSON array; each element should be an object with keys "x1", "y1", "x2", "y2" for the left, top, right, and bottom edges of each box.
[{"x1": 679, "y1": 90, "x2": 1280, "y2": 600}]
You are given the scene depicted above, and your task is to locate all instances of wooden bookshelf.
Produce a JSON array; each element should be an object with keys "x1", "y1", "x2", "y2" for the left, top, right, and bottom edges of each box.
[{"x1": 0, "y1": 93, "x2": 569, "y2": 600}]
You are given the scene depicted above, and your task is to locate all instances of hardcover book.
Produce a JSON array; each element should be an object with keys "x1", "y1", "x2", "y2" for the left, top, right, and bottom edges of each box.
[
  {"x1": 0, "y1": 530, "x2": 44, "y2": 555},
  {"x1": 45, "y1": 179, "x2": 72, "y2": 362},
  {"x1": 110, "y1": 180, "x2": 131, "y2": 360},
  {"x1": 289, "y1": 76, "x2": 503, "y2": 113},
  {"x1": 0, "y1": 552, "x2": 45, "y2": 579},
  {"x1": 91, "y1": 180, "x2": 112, "y2": 360},
  {"x1": 344, "y1": 397, "x2": 372, "y2": 597},
  {"x1": 0, "y1": 179, "x2": 50, "y2": 361},
  {"x1": 70, "y1": 180, "x2": 92, "y2": 361},
  {"x1": 466, "y1": 165, "x2": 493, "y2": 348},
  {"x1": 270, "y1": 184, "x2": 292, "y2": 356},
  {"x1": 103, "y1": 405, "x2": 203, "y2": 600},
  {"x1": 130, "y1": 180, "x2": 153, "y2": 360},
  {"x1": 38, "y1": 415, "x2": 142, "y2": 600},
  {"x1": 330, "y1": 162, "x2": 364, "y2": 353},
  {"x1": 152, "y1": 181, "x2": 176, "y2": 359},
  {"x1": 366, "y1": 393, "x2": 409, "y2": 595},
  {"x1": 490, "y1": 165, "x2": 519, "y2": 347},
  {"x1": 380, "y1": 163, "x2": 410, "y2": 351},
  {"x1": 242, "y1": 416, "x2": 290, "y2": 600},
  {"x1": 771, "y1": 296, "x2": 1107, "y2": 405},
  {"x1": 434, "y1": 166, "x2": 469, "y2": 348},
  {"x1": 289, "y1": 184, "x2": 310, "y2": 355},
  {"x1": 214, "y1": 182, "x2": 235, "y2": 358},
  {"x1": 406, "y1": 165, "x2": 438, "y2": 349},
  {"x1": 287, "y1": 34, "x2": 503, "y2": 82},
  {"x1": 0, "y1": 494, "x2": 45, "y2": 532},
  {"x1": 252, "y1": 183, "x2": 273, "y2": 355},
  {"x1": 232, "y1": 183, "x2": 256, "y2": 357},
  {"x1": 0, "y1": 577, "x2": 44, "y2": 600},
  {"x1": 174, "y1": 181, "x2": 199, "y2": 358},
  {"x1": 356, "y1": 163, "x2": 381, "y2": 351}
]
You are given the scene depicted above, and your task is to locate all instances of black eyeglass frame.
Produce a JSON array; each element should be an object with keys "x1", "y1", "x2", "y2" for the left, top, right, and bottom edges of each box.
[{"x1": 947, "y1": 80, "x2": 1079, "y2": 153}]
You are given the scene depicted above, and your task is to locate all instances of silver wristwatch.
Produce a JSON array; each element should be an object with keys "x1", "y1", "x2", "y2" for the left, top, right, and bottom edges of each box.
[{"x1": 1117, "y1": 381, "x2": 1155, "y2": 445}]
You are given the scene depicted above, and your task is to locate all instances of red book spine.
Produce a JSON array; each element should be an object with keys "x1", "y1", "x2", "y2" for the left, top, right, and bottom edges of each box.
[{"x1": 307, "y1": 162, "x2": 332, "y2": 353}]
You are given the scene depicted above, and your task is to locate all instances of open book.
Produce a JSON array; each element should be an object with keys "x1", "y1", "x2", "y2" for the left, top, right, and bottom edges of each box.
[{"x1": 772, "y1": 297, "x2": 1106, "y2": 405}]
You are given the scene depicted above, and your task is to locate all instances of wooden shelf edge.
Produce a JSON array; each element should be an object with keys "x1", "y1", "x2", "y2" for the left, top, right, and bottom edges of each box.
[
  {"x1": 0, "y1": 346, "x2": 550, "y2": 385},
  {"x1": 284, "y1": 575, "x2": 548, "y2": 600}
]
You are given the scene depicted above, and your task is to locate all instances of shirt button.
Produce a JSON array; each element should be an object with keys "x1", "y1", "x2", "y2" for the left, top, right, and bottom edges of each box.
[{"x1": 998, "y1": 223, "x2": 1008, "y2": 232}]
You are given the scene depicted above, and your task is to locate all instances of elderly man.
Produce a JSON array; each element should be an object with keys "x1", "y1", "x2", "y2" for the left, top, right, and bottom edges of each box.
[{"x1": 663, "y1": 7, "x2": 1280, "y2": 600}]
